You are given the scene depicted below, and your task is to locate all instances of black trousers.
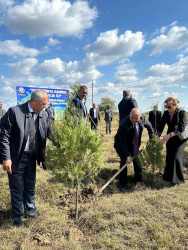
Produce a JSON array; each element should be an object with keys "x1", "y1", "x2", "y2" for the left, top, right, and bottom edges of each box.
[
  {"x1": 91, "y1": 118, "x2": 98, "y2": 130},
  {"x1": 8, "y1": 152, "x2": 36, "y2": 224},
  {"x1": 164, "y1": 136, "x2": 186, "y2": 184},
  {"x1": 119, "y1": 155, "x2": 143, "y2": 187}
]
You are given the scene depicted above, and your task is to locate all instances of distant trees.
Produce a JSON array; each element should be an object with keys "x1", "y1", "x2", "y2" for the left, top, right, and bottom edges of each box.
[{"x1": 98, "y1": 96, "x2": 116, "y2": 112}]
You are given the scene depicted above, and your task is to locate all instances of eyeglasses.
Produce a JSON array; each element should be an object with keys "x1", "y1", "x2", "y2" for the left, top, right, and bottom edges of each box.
[
  {"x1": 40, "y1": 101, "x2": 48, "y2": 105},
  {"x1": 164, "y1": 105, "x2": 173, "y2": 109}
]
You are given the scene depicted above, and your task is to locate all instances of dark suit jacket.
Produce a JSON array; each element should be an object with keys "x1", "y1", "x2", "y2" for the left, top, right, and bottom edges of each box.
[
  {"x1": 89, "y1": 108, "x2": 100, "y2": 121},
  {"x1": 72, "y1": 95, "x2": 87, "y2": 119},
  {"x1": 148, "y1": 110, "x2": 162, "y2": 130},
  {"x1": 118, "y1": 97, "x2": 138, "y2": 121},
  {"x1": 0, "y1": 101, "x2": 50, "y2": 170},
  {"x1": 114, "y1": 114, "x2": 153, "y2": 158},
  {"x1": 157, "y1": 109, "x2": 186, "y2": 136},
  {"x1": 45, "y1": 106, "x2": 55, "y2": 122}
]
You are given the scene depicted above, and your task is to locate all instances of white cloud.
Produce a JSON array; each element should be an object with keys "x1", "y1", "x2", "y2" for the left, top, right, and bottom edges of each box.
[
  {"x1": 111, "y1": 55, "x2": 188, "y2": 101},
  {"x1": 146, "y1": 57, "x2": 188, "y2": 83},
  {"x1": 0, "y1": 40, "x2": 40, "y2": 57},
  {"x1": 0, "y1": 84, "x2": 16, "y2": 110},
  {"x1": 2, "y1": 85, "x2": 14, "y2": 93},
  {"x1": 8, "y1": 58, "x2": 38, "y2": 75},
  {"x1": 0, "y1": 0, "x2": 13, "y2": 24},
  {"x1": 0, "y1": 74, "x2": 56, "y2": 87},
  {"x1": 92, "y1": 82, "x2": 122, "y2": 99},
  {"x1": 85, "y1": 29, "x2": 144, "y2": 66},
  {"x1": 34, "y1": 58, "x2": 65, "y2": 74},
  {"x1": 147, "y1": 25, "x2": 188, "y2": 55},
  {"x1": 57, "y1": 64, "x2": 102, "y2": 85},
  {"x1": 34, "y1": 57, "x2": 103, "y2": 85},
  {"x1": 47, "y1": 37, "x2": 60, "y2": 46},
  {"x1": 5, "y1": 0, "x2": 98, "y2": 38},
  {"x1": 115, "y1": 63, "x2": 138, "y2": 83}
]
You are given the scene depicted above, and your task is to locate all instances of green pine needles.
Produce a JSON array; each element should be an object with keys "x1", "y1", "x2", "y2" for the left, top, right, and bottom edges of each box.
[
  {"x1": 46, "y1": 107, "x2": 104, "y2": 219},
  {"x1": 140, "y1": 134, "x2": 165, "y2": 186}
]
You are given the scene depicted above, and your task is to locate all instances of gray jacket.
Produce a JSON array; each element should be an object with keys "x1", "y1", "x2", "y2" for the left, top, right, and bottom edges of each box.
[
  {"x1": 0, "y1": 108, "x2": 6, "y2": 119},
  {"x1": 0, "y1": 101, "x2": 50, "y2": 171},
  {"x1": 104, "y1": 108, "x2": 113, "y2": 122}
]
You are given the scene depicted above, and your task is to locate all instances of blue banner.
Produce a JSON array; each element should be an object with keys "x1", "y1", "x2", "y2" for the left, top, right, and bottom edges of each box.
[{"x1": 16, "y1": 86, "x2": 69, "y2": 119}]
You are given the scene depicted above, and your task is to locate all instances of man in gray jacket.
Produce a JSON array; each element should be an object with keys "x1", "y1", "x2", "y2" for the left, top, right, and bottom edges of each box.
[
  {"x1": 0, "y1": 90, "x2": 50, "y2": 227},
  {"x1": 0, "y1": 101, "x2": 6, "y2": 120}
]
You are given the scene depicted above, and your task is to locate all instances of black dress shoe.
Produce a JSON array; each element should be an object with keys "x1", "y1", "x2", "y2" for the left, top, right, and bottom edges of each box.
[
  {"x1": 170, "y1": 182, "x2": 179, "y2": 186},
  {"x1": 14, "y1": 220, "x2": 23, "y2": 227},
  {"x1": 119, "y1": 186, "x2": 127, "y2": 193}
]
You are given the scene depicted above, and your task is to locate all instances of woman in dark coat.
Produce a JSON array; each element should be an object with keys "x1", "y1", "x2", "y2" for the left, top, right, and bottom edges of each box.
[{"x1": 158, "y1": 97, "x2": 187, "y2": 185}]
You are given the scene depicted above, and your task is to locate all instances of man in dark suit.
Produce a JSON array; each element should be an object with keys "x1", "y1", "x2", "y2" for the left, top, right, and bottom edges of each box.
[
  {"x1": 114, "y1": 108, "x2": 153, "y2": 192},
  {"x1": 118, "y1": 89, "x2": 138, "y2": 122},
  {"x1": 45, "y1": 102, "x2": 55, "y2": 126},
  {"x1": 0, "y1": 89, "x2": 50, "y2": 227},
  {"x1": 148, "y1": 108, "x2": 162, "y2": 133},
  {"x1": 89, "y1": 103, "x2": 100, "y2": 130},
  {"x1": 72, "y1": 85, "x2": 88, "y2": 122}
]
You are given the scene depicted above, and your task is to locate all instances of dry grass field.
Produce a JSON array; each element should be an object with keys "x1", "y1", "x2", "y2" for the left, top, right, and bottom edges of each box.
[{"x1": 0, "y1": 114, "x2": 188, "y2": 249}]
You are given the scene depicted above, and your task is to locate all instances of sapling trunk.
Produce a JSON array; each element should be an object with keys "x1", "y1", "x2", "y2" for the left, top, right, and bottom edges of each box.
[
  {"x1": 151, "y1": 164, "x2": 155, "y2": 187},
  {"x1": 75, "y1": 181, "x2": 79, "y2": 220}
]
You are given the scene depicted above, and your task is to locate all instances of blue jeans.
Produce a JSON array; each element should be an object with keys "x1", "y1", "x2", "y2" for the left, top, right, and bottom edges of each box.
[{"x1": 8, "y1": 153, "x2": 36, "y2": 224}]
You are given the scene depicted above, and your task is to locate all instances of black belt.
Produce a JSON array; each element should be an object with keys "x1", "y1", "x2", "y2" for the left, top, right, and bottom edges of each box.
[{"x1": 24, "y1": 151, "x2": 30, "y2": 154}]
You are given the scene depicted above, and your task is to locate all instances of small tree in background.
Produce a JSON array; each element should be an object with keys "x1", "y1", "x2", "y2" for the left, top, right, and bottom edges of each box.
[
  {"x1": 140, "y1": 134, "x2": 165, "y2": 186},
  {"x1": 67, "y1": 82, "x2": 81, "y2": 106},
  {"x1": 98, "y1": 96, "x2": 116, "y2": 112},
  {"x1": 46, "y1": 108, "x2": 104, "y2": 219}
]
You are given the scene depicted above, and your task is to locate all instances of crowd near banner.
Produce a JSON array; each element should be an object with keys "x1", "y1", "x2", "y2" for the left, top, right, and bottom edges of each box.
[{"x1": 16, "y1": 86, "x2": 69, "y2": 119}]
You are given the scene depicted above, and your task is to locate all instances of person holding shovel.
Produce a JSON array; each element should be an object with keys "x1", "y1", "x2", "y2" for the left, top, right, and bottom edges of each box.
[
  {"x1": 89, "y1": 103, "x2": 100, "y2": 130},
  {"x1": 114, "y1": 108, "x2": 153, "y2": 193}
]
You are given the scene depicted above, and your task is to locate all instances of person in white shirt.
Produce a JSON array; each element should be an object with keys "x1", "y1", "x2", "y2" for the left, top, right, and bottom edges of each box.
[{"x1": 89, "y1": 103, "x2": 100, "y2": 130}]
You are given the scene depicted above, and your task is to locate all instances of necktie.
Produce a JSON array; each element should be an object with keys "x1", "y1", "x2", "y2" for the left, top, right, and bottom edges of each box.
[
  {"x1": 133, "y1": 124, "x2": 139, "y2": 155},
  {"x1": 29, "y1": 112, "x2": 36, "y2": 154}
]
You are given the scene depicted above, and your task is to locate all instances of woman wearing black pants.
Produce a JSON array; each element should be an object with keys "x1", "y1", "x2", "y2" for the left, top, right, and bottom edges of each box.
[{"x1": 158, "y1": 97, "x2": 187, "y2": 185}]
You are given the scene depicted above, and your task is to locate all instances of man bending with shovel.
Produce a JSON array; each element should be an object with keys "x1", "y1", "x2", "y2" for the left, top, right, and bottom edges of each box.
[{"x1": 114, "y1": 108, "x2": 153, "y2": 193}]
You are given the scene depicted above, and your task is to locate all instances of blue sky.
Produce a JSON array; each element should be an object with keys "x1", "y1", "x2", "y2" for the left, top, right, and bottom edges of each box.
[{"x1": 1, "y1": 0, "x2": 188, "y2": 112}]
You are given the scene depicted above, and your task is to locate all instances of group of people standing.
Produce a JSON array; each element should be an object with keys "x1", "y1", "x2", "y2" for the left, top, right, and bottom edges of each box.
[
  {"x1": 71, "y1": 86, "x2": 187, "y2": 192},
  {"x1": 0, "y1": 86, "x2": 187, "y2": 227},
  {"x1": 115, "y1": 90, "x2": 187, "y2": 192},
  {"x1": 72, "y1": 85, "x2": 113, "y2": 134}
]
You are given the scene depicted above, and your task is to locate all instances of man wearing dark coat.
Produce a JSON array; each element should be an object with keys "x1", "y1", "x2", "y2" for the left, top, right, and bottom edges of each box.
[
  {"x1": 45, "y1": 102, "x2": 55, "y2": 126},
  {"x1": 114, "y1": 108, "x2": 153, "y2": 192},
  {"x1": 148, "y1": 108, "x2": 162, "y2": 132},
  {"x1": 72, "y1": 85, "x2": 88, "y2": 122},
  {"x1": 0, "y1": 89, "x2": 50, "y2": 227},
  {"x1": 118, "y1": 89, "x2": 138, "y2": 122},
  {"x1": 89, "y1": 103, "x2": 100, "y2": 130}
]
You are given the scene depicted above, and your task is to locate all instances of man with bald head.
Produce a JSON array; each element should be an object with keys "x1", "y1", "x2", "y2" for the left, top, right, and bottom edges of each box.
[{"x1": 114, "y1": 108, "x2": 153, "y2": 192}]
